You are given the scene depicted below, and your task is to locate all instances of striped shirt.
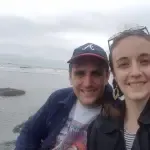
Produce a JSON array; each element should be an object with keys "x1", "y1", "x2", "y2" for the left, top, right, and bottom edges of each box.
[{"x1": 124, "y1": 129, "x2": 136, "y2": 150}]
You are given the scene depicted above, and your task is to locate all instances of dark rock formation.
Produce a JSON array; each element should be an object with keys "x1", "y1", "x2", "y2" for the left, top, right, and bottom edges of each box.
[
  {"x1": 13, "y1": 122, "x2": 25, "y2": 133},
  {"x1": 0, "y1": 140, "x2": 15, "y2": 150},
  {"x1": 5, "y1": 116, "x2": 32, "y2": 150},
  {"x1": 0, "y1": 88, "x2": 25, "y2": 96},
  {"x1": 13, "y1": 116, "x2": 32, "y2": 134}
]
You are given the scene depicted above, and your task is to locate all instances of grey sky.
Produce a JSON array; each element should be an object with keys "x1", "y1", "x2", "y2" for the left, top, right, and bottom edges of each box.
[{"x1": 0, "y1": 0, "x2": 150, "y2": 60}]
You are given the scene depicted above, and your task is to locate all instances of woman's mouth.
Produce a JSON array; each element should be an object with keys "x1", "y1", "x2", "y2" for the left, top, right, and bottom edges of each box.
[{"x1": 127, "y1": 82, "x2": 146, "y2": 88}]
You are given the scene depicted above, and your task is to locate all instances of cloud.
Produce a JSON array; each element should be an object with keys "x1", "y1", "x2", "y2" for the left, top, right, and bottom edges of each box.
[
  {"x1": 0, "y1": 3, "x2": 150, "y2": 60},
  {"x1": 0, "y1": 16, "x2": 45, "y2": 38}
]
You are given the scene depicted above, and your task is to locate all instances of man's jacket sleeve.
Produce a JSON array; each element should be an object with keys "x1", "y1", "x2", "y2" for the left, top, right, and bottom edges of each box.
[{"x1": 15, "y1": 91, "x2": 59, "y2": 150}]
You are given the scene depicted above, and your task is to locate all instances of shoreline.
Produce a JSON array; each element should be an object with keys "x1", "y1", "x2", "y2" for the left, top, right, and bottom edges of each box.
[{"x1": 0, "y1": 66, "x2": 69, "y2": 74}]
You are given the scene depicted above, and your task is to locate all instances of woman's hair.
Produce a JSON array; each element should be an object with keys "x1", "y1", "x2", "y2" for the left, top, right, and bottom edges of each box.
[{"x1": 102, "y1": 26, "x2": 150, "y2": 118}]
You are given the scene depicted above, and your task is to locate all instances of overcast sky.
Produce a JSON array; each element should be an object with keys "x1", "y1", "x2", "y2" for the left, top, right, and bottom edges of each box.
[{"x1": 0, "y1": 0, "x2": 150, "y2": 60}]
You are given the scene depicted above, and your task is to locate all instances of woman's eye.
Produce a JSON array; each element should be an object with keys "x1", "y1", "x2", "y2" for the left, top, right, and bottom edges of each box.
[
  {"x1": 140, "y1": 59, "x2": 149, "y2": 65},
  {"x1": 118, "y1": 63, "x2": 129, "y2": 68}
]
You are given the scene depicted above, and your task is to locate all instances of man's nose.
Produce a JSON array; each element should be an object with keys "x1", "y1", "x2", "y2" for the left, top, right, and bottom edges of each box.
[{"x1": 83, "y1": 74, "x2": 93, "y2": 87}]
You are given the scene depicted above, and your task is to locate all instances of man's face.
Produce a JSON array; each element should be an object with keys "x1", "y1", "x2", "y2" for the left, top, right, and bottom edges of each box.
[{"x1": 69, "y1": 56, "x2": 109, "y2": 106}]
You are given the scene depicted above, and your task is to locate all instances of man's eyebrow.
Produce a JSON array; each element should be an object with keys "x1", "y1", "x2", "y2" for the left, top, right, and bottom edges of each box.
[{"x1": 74, "y1": 69, "x2": 84, "y2": 72}]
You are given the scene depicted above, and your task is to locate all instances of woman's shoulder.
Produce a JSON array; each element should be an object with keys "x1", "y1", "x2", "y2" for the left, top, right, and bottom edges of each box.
[
  {"x1": 88, "y1": 100, "x2": 125, "y2": 133},
  {"x1": 87, "y1": 102, "x2": 124, "y2": 150}
]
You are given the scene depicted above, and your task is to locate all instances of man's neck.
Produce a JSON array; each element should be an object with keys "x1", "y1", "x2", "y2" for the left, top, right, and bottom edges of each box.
[{"x1": 78, "y1": 100, "x2": 101, "y2": 109}]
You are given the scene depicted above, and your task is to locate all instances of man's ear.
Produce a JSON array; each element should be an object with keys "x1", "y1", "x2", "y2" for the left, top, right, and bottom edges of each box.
[
  {"x1": 107, "y1": 71, "x2": 110, "y2": 82},
  {"x1": 105, "y1": 71, "x2": 110, "y2": 85},
  {"x1": 69, "y1": 72, "x2": 73, "y2": 85}
]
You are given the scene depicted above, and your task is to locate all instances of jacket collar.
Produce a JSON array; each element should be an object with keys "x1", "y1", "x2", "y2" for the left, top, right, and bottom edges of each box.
[
  {"x1": 58, "y1": 88, "x2": 77, "y2": 108},
  {"x1": 96, "y1": 115, "x2": 121, "y2": 133},
  {"x1": 138, "y1": 99, "x2": 150, "y2": 125}
]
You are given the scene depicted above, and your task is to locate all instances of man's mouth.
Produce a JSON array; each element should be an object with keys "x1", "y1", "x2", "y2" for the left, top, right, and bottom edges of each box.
[{"x1": 81, "y1": 89, "x2": 97, "y2": 94}]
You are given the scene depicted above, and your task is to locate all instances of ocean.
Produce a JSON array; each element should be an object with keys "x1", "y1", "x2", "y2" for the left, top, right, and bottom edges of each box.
[{"x1": 0, "y1": 66, "x2": 69, "y2": 149}]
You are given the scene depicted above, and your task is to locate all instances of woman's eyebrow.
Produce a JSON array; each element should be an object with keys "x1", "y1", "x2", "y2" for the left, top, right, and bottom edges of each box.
[
  {"x1": 116, "y1": 57, "x2": 128, "y2": 63},
  {"x1": 138, "y1": 53, "x2": 150, "y2": 57}
]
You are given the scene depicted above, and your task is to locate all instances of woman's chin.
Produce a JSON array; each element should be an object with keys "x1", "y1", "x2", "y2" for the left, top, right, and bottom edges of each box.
[{"x1": 125, "y1": 91, "x2": 150, "y2": 102}]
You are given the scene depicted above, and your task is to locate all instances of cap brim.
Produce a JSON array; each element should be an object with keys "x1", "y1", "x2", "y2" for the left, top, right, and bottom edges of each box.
[{"x1": 67, "y1": 53, "x2": 108, "y2": 63}]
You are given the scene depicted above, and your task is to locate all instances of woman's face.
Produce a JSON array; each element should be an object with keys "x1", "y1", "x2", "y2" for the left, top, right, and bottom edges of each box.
[{"x1": 112, "y1": 36, "x2": 150, "y2": 101}]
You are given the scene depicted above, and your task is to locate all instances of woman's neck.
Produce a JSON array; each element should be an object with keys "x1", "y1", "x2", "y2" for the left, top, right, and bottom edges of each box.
[{"x1": 124, "y1": 97, "x2": 149, "y2": 134}]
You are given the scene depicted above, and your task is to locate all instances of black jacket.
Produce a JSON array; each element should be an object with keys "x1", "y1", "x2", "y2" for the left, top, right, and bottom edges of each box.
[{"x1": 87, "y1": 100, "x2": 150, "y2": 150}]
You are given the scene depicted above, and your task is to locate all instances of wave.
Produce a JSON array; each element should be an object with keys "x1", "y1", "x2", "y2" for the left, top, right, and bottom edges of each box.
[{"x1": 0, "y1": 63, "x2": 68, "y2": 74}]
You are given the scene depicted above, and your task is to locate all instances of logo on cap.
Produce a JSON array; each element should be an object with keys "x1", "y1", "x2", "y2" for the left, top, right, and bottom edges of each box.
[{"x1": 82, "y1": 44, "x2": 94, "y2": 50}]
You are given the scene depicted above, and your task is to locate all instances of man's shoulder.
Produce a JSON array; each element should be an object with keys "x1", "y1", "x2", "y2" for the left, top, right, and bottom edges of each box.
[
  {"x1": 51, "y1": 87, "x2": 74, "y2": 97},
  {"x1": 47, "y1": 87, "x2": 75, "y2": 104}
]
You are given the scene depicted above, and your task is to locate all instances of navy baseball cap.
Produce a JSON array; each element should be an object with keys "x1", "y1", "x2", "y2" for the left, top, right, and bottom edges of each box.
[{"x1": 67, "y1": 43, "x2": 108, "y2": 63}]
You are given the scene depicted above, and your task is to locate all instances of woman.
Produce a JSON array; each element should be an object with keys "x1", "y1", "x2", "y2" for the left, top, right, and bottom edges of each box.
[{"x1": 87, "y1": 26, "x2": 150, "y2": 150}]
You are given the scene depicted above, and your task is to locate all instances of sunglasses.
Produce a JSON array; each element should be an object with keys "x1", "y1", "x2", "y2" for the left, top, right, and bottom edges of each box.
[{"x1": 108, "y1": 26, "x2": 150, "y2": 51}]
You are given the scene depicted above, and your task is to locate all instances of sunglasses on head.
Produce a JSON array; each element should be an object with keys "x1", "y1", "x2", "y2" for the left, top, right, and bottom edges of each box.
[{"x1": 108, "y1": 26, "x2": 150, "y2": 51}]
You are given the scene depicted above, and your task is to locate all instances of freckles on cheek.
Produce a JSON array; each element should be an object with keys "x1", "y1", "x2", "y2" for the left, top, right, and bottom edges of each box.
[
  {"x1": 114, "y1": 72, "x2": 123, "y2": 84},
  {"x1": 147, "y1": 70, "x2": 150, "y2": 81},
  {"x1": 116, "y1": 74, "x2": 127, "y2": 89}
]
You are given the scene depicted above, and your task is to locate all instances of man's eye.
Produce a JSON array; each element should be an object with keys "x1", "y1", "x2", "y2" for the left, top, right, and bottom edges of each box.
[
  {"x1": 75, "y1": 71, "x2": 85, "y2": 76},
  {"x1": 92, "y1": 71, "x2": 103, "y2": 76}
]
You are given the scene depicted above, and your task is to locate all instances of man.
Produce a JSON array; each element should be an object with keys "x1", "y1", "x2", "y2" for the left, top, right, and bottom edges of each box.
[{"x1": 15, "y1": 43, "x2": 115, "y2": 150}]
